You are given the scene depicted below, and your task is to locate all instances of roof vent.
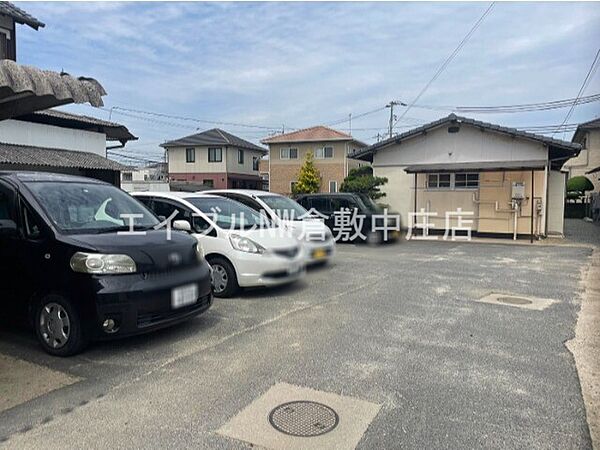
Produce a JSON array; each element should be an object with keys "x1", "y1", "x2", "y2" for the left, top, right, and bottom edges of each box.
[{"x1": 448, "y1": 125, "x2": 460, "y2": 133}]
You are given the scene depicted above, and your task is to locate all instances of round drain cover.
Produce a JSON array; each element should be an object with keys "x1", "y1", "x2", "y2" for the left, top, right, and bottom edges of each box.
[
  {"x1": 497, "y1": 296, "x2": 532, "y2": 305},
  {"x1": 268, "y1": 401, "x2": 339, "y2": 437}
]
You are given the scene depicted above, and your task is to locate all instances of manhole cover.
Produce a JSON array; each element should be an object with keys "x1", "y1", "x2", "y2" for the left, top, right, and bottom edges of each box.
[
  {"x1": 268, "y1": 401, "x2": 339, "y2": 437},
  {"x1": 496, "y1": 296, "x2": 533, "y2": 305}
]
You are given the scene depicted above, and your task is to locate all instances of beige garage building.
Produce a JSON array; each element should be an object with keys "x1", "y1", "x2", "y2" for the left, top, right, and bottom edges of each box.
[{"x1": 352, "y1": 115, "x2": 581, "y2": 239}]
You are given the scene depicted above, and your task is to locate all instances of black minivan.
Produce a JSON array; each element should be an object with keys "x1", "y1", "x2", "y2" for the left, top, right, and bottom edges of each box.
[
  {"x1": 296, "y1": 193, "x2": 400, "y2": 244},
  {"x1": 0, "y1": 172, "x2": 212, "y2": 356}
]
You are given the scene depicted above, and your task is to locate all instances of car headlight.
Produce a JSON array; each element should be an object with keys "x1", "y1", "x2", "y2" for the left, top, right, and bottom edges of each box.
[
  {"x1": 195, "y1": 243, "x2": 205, "y2": 262},
  {"x1": 229, "y1": 234, "x2": 265, "y2": 254},
  {"x1": 70, "y1": 252, "x2": 137, "y2": 274}
]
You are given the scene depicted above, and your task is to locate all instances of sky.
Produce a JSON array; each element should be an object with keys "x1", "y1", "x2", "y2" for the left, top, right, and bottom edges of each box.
[{"x1": 15, "y1": 1, "x2": 600, "y2": 164}]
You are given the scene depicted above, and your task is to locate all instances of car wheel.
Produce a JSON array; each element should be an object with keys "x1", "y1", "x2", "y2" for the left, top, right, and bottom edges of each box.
[
  {"x1": 208, "y1": 257, "x2": 239, "y2": 298},
  {"x1": 366, "y1": 231, "x2": 382, "y2": 246},
  {"x1": 34, "y1": 294, "x2": 88, "y2": 356}
]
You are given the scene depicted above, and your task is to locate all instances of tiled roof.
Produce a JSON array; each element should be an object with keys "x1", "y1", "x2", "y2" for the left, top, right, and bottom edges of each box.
[
  {"x1": 353, "y1": 114, "x2": 581, "y2": 160},
  {"x1": 261, "y1": 125, "x2": 355, "y2": 144},
  {"x1": 577, "y1": 117, "x2": 600, "y2": 130},
  {"x1": 0, "y1": 142, "x2": 127, "y2": 171},
  {"x1": 0, "y1": 60, "x2": 106, "y2": 119},
  {"x1": 0, "y1": 1, "x2": 44, "y2": 29},
  {"x1": 160, "y1": 128, "x2": 266, "y2": 153},
  {"x1": 17, "y1": 109, "x2": 137, "y2": 143}
]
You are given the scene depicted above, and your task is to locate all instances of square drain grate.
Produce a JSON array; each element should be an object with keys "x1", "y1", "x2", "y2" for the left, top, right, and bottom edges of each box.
[
  {"x1": 475, "y1": 293, "x2": 557, "y2": 311},
  {"x1": 217, "y1": 382, "x2": 380, "y2": 450}
]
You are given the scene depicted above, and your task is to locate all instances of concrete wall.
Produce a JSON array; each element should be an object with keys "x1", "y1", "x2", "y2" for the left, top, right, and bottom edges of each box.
[
  {"x1": 121, "y1": 181, "x2": 170, "y2": 193},
  {"x1": 564, "y1": 129, "x2": 600, "y2": 192},
  {"x1": 0, "y1": 120, "x2": 107, "y2": 156},
  {"x1": 547, "y1": 170, "x2": 567, "y2": 235}
]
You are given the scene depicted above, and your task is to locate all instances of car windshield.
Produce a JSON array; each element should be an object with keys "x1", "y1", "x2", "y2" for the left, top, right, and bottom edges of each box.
[
  {"x1": 258, "y1": 195, "x2": 309, "y2": 221},
  {"x1": 357, "y1": 194, "x2": 383, "y2": 213},
  {"x1": 25, "y1": 181, "x2": 159, "y2": 234},
  {"x1": 186, "y1": 197, "x2": 273, "y2": 230}
]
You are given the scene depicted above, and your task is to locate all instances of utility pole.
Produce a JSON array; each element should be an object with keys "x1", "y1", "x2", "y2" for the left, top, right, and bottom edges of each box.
[
  {"x1": 348, "y1": 113, "x2": 352, "y2": 136},
  {"x1": 386, "y1": 101, "x2": 401, "y2": 139}
]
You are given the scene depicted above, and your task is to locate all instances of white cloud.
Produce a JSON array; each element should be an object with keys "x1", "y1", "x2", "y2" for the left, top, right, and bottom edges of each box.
[{"x1": 15, "y1": 1, "x2": 600, "y2": 151}]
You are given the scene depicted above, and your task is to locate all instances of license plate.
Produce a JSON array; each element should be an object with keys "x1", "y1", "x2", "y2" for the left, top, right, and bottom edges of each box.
[
  {"x1": 288, "y1": 263, "x2": 301, "y2": 275},
  {"x1": 312, "y1": 248, "x2": 328, "y2": 260},
  {"x1": 171, "y1": 283, "x2": 198, "y2": 309}
]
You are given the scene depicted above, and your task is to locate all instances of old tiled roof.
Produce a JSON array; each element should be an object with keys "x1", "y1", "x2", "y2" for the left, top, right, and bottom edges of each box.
[
  {"x1": 16, "y1": 109, "x2": 137, "y2": 143},
  {"x1": 261, "y1": 125, "x2": 356, "y2": 144},
  {"x1": 0, "y1": 60, "x2": 106, "y2": 120},
  {"x1": 160, "y1": 128, "x2": 266, "y2": 153},
  {"x1": 0, "y1": 1, "x2": 44, "y2": 30},
  {"x1": 577, "y1": 117, "x2": 600, "y2": 130},
  {"x1": 352, "y1": 114, "x2": 581, "y2": 162},
  {"x1": 0, "y1": 142, "x2": 128, "y2": 171}
]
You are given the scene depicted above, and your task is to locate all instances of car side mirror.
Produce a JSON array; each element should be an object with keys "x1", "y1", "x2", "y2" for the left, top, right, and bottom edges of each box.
[
  {"x1": 173, "y1": 219, "x2": 192, "y2": 232},
  {"x1": 0, "y1": 219, "x2": 17, "y2": 237}
]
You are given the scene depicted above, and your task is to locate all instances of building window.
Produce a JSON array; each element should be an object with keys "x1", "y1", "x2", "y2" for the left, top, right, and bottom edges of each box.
[
  {"x1": 203, "y1": 179, "x2": 214, "y2": 188},
  {"x1": 238, "y1": 149, "x2": 244, "y2": 164},
  {"x1": 315, "y1": 146, "x2": 334, "y2": 159},
  {"x1": 454, "y1": 173, "x2": 479, "y2": 189},
  {"x1": 280, "y1": 148, "x2": 298, "y2": 160},
  {"x1": 427, "y1": 173, "x2": 451, "y2": 189},
  {"x1": 208, "y1": 147, "x2": 222, "y2": 162},
  {"x1": 252, "y1": 156, "x2": 260, "y2": 171},
  {"x1": 329, "y1": 180, "x2": 338, "y2": 193},
  {"x1": 122, "y1": 172, "x2": 133, "y2": 182},
  {"x1": 186, "y1": 148, "x2": 195, "y2": 163}
]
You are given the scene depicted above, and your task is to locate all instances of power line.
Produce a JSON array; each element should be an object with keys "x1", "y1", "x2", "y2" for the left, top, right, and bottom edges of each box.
[
  {"x1": 109, "y1": 106, "x2": 284, "y2": 131},
  {"x1": 553, "y1": 49, "x2": 600, "y2": 138},
  {"x1": 413, "y1": 92, "x2": 600, "y2": 113},
  {"x1": 392, "y1": 2, "x2": 496, "y2": 130}
]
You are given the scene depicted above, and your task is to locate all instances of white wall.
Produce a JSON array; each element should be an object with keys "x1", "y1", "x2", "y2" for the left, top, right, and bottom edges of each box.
[
  {"x1": 0, "y1": 120, "x2": 107, "y2": 156},
  {"x1": 547, "y1": 170, "x2": 566, "y2": 235},
  {"x1": 121, "y1": 181, "x2": 170, "y2": 193},
  {"x1": 374, "y1": 125, "x2": 548, "y2": 167},
  {"x1": 372, "y1": 124, "x2": 550, "y2": 229}
]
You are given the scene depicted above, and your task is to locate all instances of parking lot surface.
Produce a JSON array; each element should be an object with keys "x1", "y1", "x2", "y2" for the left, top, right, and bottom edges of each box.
[{"x1": 0, "y1": 239, "x2": 594, "y2": 449}]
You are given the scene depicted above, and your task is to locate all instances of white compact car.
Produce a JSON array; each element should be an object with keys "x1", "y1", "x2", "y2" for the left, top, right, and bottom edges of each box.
[
  {"x1": 132, "y1": 192, "x2": 306, "y2": 297},
  {"x1": 209, "y1": 190, "x2": 335, "y2": 265}
]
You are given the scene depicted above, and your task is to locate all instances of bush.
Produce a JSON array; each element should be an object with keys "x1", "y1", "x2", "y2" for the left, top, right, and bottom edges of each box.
[
  {"x1": 567, "y1": 176, "x2": 594, "y2": 194},
  {"x1": 340, "y1": 166, "x2": 388, "y2": 200}
]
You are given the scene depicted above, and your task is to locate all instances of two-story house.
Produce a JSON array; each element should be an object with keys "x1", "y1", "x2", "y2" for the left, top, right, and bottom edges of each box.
[
  {"x1": 1, "y1": 1, "x2": 44, "y2": 60},
  {"x1": 162, "y1": 128, "x2": 267, "y2": 189},
  {"x1": 0, "y1": 2, "x2": 134, "y2": 186},
  {"x1": 261, "y1": 125, "x2": 368, "y2": 195},
  {"x1": 564, "y1": 117, "x2": 600, "y2": 192}
]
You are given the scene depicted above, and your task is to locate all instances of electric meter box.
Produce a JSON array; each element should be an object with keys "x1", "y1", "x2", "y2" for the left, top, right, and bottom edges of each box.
[{"x1": 511, "y1": 182, "x2": 526, "y2": 200}]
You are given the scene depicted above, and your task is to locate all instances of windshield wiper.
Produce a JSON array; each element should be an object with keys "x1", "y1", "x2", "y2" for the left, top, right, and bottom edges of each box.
[{"x1": 93, "y1": 225, "x2": 154, "y2": 234}]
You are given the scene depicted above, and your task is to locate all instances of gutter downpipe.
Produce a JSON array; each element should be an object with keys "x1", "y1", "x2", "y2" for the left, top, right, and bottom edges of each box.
[
  {"x1": 530, "y1": 169, "x2": 535, "y2": 244},
  {"x1": 414, "y1": 173, "x2": 418, "y2": 230}
]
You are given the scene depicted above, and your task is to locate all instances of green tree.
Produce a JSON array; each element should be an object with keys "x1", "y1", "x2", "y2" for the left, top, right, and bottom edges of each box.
[
  {"x1": 292, "y1": 151, "x2": 321, "y2": 194},
  {"x1": 340, "y1": 166, "x2": 388, "y2": 200},
  {"x1": 566, "y1": 175, "x2": 594, "y2": 197}
]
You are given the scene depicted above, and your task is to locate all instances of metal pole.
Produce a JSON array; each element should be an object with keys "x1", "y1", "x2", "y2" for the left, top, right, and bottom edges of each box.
[
  {"x1": 349, "y1": 113, "x2": 352, "y2": 136},
  {"x1": 530, "y1": 169, "x2": 535, "y2": 243}
]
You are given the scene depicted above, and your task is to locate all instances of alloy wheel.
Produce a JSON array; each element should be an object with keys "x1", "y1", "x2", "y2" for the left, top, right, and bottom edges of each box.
[
  {"x1": 211, "y1": 264, "x2": 228, "y2": 294},
  {"x1": 39, "y1": 302, "x2": 71, "y2": 349}
]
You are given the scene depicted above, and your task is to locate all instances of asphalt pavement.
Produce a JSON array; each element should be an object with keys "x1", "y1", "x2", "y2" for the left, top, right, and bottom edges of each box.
[{"x1": 0, "y1": 238, "x2": 594, "y2": 449}]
